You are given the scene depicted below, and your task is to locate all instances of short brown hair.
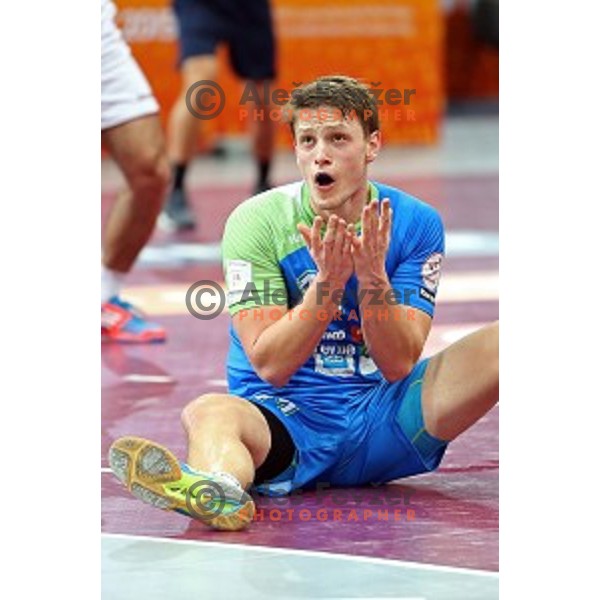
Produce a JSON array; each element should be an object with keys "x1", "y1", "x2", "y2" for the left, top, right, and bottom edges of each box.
[{"x1": 286, "y1": 75, "x2": 379, "y2": 138}]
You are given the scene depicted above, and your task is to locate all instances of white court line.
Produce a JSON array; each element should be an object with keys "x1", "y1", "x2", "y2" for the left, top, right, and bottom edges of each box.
[
  {"x1": 140, "y1": 242, "x2": 221, "y2": 264},
  {"x1": 440, "y1": 324, "x2": 485, "y2": 344},
  {"x1": 123, "y1": 270, "x2": 498, "y2": 313},
  {"x1": 436, "y1": 271, "x2": 498, "y2": 303},
  {"x1": 123, "y1": 374, "x2": 175, "y2": 384},
  {"x1": 138, "y1": 231, "x2": 498, "y2": 266},
  {"x1": 445, "y1": 231, "x2": 498, "y2": 257},
  {"x1": 101, "y1": 532, "x2": 498, "y2": 578}
]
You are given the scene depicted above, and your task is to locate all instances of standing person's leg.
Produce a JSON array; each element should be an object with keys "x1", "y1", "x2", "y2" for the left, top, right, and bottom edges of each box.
[
  {"x1": 102, "y1": 116, "x2": 170, "y2": 274},
  {"x1": 161, "y1": 55, "x2": 219, "y2": 231},
  {"x1": 230, "y1": 0, "x2": 277, "y2": 194},
  {"x1": 246, "y1": 79, "x2": 276, "y2": 194},
  {"x1": 167, "y1": 56, "x2": 218, "y2": 170},
  {"x1": 101, "y1": 0, "x2": 170, "y2": 342},
  {"x1": 161, "y1": 0, "x2": 223, "y2": 231}
]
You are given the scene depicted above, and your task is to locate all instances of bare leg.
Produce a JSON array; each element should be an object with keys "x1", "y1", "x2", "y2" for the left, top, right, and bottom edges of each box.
[
  {"x1": 246, "y1": 80, "x2": 275, "y2": 163},
  {"x1": 162, "y1": 56, "x2": 219, "y2": 230},
  {"x1": 109, "y1": 394, "x2": 266, "y2": 530},
  {"x1": 102, "y1": 114, "x2": 170, "y2": 272},
  {"x1": 167, "y1": 55, "x2": 218, "y2": 164},
  {"x1": 421, "y1": 321, "x2": 499, "y2": 441},
  {"x1": 181, "y1": 393, "x2": 272, "y2": 489},
  {"x1": 246, "y1": 79, "x2": 275, "y2": 190}
]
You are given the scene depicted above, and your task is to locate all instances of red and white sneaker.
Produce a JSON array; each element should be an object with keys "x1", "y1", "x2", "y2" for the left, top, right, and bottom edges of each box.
[{"x1": 101, "y1": 296, "x2": 166, "y2": 343}]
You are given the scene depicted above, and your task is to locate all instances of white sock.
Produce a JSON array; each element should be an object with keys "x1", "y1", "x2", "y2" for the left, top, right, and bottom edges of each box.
[
  {"x1": 101, "y1": 265, "x2": 125, "y2": 304},
  {"x1": 212, "y1": 471, "x2": 243, "y2": 490}
]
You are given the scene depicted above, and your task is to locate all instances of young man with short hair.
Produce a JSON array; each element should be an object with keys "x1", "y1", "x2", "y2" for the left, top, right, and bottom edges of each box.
[{"x1": 110, "y1": 76, "x2": 498, "y2": 531}]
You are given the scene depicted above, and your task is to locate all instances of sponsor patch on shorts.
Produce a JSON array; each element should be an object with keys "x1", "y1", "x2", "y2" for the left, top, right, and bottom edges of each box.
[{"x1": 419, "y1": 287, "x2": 435, "y2": 304}]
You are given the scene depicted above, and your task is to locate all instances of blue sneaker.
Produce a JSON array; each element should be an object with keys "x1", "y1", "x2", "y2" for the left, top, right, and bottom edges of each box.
[
  {"x1": 108, "y1": 436, "x2": 256, "y2": 531},
  {"x1": 101, "y1": 296, "x2": 166, "y2": 343}
]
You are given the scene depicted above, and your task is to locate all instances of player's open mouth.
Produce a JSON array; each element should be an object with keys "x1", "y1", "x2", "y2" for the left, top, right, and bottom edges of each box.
[{"x1": 314, "y1": 172, "x2": 335, "y2": 190}]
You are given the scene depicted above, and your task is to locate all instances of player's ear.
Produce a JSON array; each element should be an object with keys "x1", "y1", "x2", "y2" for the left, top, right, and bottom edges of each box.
[{"x1": 366, "y1": 130, "x2": 381, "y2": 163}]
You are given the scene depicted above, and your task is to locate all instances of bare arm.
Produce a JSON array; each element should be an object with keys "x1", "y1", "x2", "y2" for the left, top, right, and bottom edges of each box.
[
  {"x1": 233, "y1": 215, "x2": 354, "y2": 387},
  {"x1": 351, "y1": 200, "x2": 431, "y2": 381}
]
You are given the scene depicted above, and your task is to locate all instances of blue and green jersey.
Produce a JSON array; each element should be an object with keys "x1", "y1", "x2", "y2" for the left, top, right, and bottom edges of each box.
[{"x1": 222, "y1": 181, "x2": 444, "y2": 404}]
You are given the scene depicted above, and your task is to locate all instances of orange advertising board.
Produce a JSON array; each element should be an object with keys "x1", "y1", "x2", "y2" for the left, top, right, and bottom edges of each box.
[{"x1": 114, "y1": 0, "x2": 443, "y2": 146}]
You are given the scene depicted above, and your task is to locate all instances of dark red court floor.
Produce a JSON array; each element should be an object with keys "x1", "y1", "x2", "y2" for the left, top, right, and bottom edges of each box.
[{"x1": 101, "y1": 173, "x2": 499, "y2": 572}]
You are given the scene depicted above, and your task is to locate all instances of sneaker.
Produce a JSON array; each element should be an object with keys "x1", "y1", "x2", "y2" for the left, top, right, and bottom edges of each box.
[
  {"x1": 158, "y1": 188, "x2": 196, "y2": 232},
  {"x1": 102, "y1": 296, "x2": 166, "y2": 343},
  {"x1": 108, "y1": 436, "x2": 255, "y2": 531}
]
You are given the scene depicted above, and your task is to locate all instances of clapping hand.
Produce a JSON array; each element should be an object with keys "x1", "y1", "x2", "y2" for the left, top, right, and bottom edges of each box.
[
  {"x1": 297, "y1": 214, "x2": 355, "y2": 289},
  {"x1": 350, "y1": 198, "x2": 392, "y2": 283}
]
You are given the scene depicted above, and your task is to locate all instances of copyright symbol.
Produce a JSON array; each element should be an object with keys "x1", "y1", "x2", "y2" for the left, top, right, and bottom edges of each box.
[
  {"x1": 185, "y1": 280, "x2": 226, "y2": 320},
  {"x1": 186, "y1": 480, "x2": 226, "y2": 520},
  {"x1": 185, "y1": 80, "x2": 225, "y2": 120}
]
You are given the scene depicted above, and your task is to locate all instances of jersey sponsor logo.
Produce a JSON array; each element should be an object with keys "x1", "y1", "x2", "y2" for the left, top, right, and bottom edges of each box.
[
  {"x1": 226, "y1": 260, "x2": 253, "y2": 305},
  {"x1": 318, "y1": 343, "x2": 356, "y2": 357},
  {"x1": 226, "y1": 260, "x2": 252, "y2": 291},
  {"x1": 421, "y1": 252, "x2": 443, "y2": 292},
  {"x1": 275, "y1": 397, "x2": 299, "y2": 416},
  {"x1": 358, "y1": 355, "x2": 379, "y2": 376},
  {"x1": 252, "y1": 393, "x2": 274, "y2": 403},
  {"x1": 314, "y1": 353, "x2": 355, "y2": 377},
  {"x1": 251, "y1": 393, "x2": 299, "y2": 417},
  {"x1": 419, "y1": 287, "x2": 435, "y2": 304},
  {"x1": 288, "y1": 232, "x2": 303, "y2": 245},
  {"x1": 349, "y1": 324, "x2": 364, "y2": 344},
  {"x1": 321, "y1": 329, "x2": 347, "y2": 341}
]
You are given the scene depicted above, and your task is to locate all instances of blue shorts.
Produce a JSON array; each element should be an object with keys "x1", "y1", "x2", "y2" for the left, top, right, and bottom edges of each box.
[
  {"x1": 249, "y1": 359, "x2": 448, "y2": 496},
  {"x1": 173, "y1": 0, "x2": 276, "y2": 79}
]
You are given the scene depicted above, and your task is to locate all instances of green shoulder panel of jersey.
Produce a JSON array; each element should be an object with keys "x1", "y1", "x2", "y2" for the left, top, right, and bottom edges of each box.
[{"x1": 222, "y1": 183, "x2": 308, "y2": 316}]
